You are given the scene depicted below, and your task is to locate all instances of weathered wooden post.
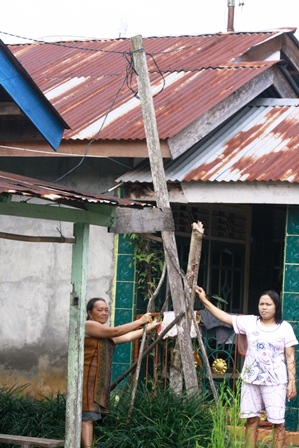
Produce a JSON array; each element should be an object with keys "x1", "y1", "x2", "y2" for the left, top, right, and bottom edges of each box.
[
  {"x1": 130, "y1": 35, "x2": 198, "y2": 393},
  {"x1": 65, "y1": 223, "x2": 89, "y2": 448}
]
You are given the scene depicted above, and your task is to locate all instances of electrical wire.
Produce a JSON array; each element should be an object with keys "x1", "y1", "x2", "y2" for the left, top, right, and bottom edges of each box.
[
  {"x1": 52, "y1": 44, "x2": 165, "y2": 184},
  {"x1": 0, "y1": 29, "x2": 234, "y2": 58},
  {"x1": 0, "y1": 31, "x2": 167, "y2": 186},
  {"x1": 52, "y1": 72, "x2": 128, "y2": 183},
  {"x1": 0, "y1": 30, "x2": 125, "y2": 54}
]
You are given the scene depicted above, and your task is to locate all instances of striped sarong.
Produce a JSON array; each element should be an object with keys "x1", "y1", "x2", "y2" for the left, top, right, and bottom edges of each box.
[{"x1": 82, "y1": 336, "x2": 115, "y2": 414}]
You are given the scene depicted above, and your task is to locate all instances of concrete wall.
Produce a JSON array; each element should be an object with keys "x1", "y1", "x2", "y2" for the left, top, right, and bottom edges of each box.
[
  {"x1": 0, "y1": 156, "x2": 132, "y2": 397},
  {"x1": 0, "y1": 215, "x2": 115, "y2": 397}
]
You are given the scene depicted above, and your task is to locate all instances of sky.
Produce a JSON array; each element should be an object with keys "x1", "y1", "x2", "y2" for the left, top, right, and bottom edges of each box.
[{"x1": 0, "y1": 0, "x2": 298, "y2": 44}]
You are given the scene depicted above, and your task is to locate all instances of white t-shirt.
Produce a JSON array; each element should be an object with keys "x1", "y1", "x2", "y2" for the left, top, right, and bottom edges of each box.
[{"x1": 232, "y1": 315, "x2": 298, "y2": 385}]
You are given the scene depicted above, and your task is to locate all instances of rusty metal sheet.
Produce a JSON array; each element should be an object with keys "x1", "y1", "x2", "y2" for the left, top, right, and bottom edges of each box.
[
  {"x1": 117, "y1": 99, "x2": 299, "y2": 184},
  {"x1": 0, "y1": 171, "x2": 151, "y2": 208},
  {"x1": 7, "y1": 31, "x2": 289, "y2": 142}
]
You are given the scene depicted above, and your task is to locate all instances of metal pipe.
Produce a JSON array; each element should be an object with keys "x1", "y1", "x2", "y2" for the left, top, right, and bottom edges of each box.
[{"x1": 227, "y1": 0, "x2": 235, "y2": 32}]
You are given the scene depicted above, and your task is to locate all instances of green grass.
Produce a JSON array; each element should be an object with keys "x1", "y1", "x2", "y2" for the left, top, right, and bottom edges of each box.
[
  {"x1": 94, "y1": 384, "x2": 214, "y2": 447},
  {"x1": 4, "y1": 381, "x2": 274, "y2": 448},
  {"x1": 209, "y1": 378, "x2": 246, "y2": 448},
  {"x1": 0, "y1": 384, "x2": 65, "y2": 448}
]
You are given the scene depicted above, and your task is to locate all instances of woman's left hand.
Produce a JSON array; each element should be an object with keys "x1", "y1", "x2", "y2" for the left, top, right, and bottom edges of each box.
[{"x1": 147, "y1": 319, "x2": 161, "y2": 332}]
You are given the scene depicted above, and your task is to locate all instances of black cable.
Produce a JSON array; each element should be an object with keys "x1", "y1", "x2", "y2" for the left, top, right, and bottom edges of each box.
[
  {"x1": 52, "y1": 70, "x2": 128, "y2": 183},
  {"x1": 0, "y1": 30, "x2": 167, "y2": 185}
]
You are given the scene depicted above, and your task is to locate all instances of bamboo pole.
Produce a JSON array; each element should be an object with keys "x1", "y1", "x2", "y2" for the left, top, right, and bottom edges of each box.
[{"x1": 126, "y1": 261, "x2": 167, "y2": 421}]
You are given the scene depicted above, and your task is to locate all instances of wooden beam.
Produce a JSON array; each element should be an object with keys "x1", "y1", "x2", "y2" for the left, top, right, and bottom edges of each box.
[
  {"x1": 113, "y1": 207, "x2": 174, "y2": 233},
  {"x1": 65, "y1": 223, "x2": 89, "y2": 448},
  {"x1": 272, "y1": 65, "x2": 298, "y2": 97},
  {"x1": 242, "y1": 34, "x2": 283, "y2": 61},
  {"x1": 0, "y1": 139, "x2": 171, "y2": 158},
  {"x1": 0, "y1": 200, "x2": 116, "y2": 226},
  {"x1": 0, "y1": 47, "x2": 66, "y2": 150},
  {"x1": 282, "y1": 34, "x2": 299, "y2": 73}
]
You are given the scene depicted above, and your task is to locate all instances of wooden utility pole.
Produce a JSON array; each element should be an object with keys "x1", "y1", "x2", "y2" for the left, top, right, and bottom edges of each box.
[{"x1": 131, "y1": 35, "x2": 198, "y2": 393}]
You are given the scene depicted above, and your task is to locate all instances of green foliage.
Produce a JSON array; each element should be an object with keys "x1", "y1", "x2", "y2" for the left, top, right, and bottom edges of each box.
[
  {"x1": 94, "y1": 385, "x2": 213, "y2": 448},
  {"x1": 208, "y1": 378, "x2": 245, "y2": 448},
  {"x1": 128, "y1": 234, "x2": 164, "y2": 300},
  {"x1": 208, "y1": 294, "x2": 228, "y2": 309},
  {"x1": 0, "y1": 384, "x2": 65, "y2": 448}
]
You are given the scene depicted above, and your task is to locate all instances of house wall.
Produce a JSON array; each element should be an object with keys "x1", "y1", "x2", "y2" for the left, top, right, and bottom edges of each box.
[
  {"x1": 0, "y1": 215, "x2": 115, "y2": 396},
  {"x1": 283, "y1": 205, "x2": 299, "y2": 431},
  {"x1": 112, "y1": 234, "x2": 137, "y2": 384},
  {"x1": 0, "y1": 157, "x2": 132, "y2": 396}
]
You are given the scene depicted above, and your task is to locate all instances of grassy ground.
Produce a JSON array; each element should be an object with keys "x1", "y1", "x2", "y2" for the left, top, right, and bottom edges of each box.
[
  {"x1": 0, "y1": 382, "x2": 294, "y2": 447},
  {"x1": 0, "y1": 383, "x2": 214, "y2": 448}
]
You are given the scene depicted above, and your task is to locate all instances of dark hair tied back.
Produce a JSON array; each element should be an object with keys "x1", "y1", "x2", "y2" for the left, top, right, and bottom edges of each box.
[{"x1": 86, "y1": 297, "x2": 107, "y2": 320}]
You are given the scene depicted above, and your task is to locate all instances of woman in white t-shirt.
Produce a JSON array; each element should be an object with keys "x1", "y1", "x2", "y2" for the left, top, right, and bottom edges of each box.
[{"x1": 196, "y1": 286, "x2": 298, "y2": 448}]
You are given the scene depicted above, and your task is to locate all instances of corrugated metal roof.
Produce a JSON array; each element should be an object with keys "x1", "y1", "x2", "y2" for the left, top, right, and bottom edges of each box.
[
  {"x1": 117, "y1": 99, "x2": 299, "y2": 184},
  {"x1": 0, "y1": 171, "x2": 150, "y2": 208},
  {"x1": 8, "y1": 30, "x2": 294, "y2": 142}
]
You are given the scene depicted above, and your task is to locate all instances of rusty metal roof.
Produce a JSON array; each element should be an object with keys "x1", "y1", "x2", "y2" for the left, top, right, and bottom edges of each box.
[
  {"x1": 0, "y1": 171, "x2": 150, "y2": 208},
  {"x1": 8, "y1": 30, "x2": 295, "y2": 142},
  {"x1": 117, "y1": 99, "x2": 299, "y2": 184}
]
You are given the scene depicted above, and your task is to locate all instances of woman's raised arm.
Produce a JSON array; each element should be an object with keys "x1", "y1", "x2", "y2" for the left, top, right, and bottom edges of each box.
[{"x1": 196, "y1": 286, "x2": 233, "y2": 327}]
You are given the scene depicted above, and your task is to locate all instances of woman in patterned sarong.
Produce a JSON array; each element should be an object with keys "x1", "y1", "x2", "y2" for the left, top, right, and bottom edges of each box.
[{"x1": 81, "y1": 297, "x2": 159, "y2": 448}]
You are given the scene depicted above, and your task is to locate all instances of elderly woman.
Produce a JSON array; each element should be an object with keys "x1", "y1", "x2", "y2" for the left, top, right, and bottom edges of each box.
[
  {"x1": 81, "y1": 297, "x2": 159, "y2": 448},
  {"x1": 196, "y1": 286, "x2": 297, "y2": 448}
]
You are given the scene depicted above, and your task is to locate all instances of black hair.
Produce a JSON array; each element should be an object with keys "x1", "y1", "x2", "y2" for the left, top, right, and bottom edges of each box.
[
  {"x1": 86, "y1": 297, "x2": 107, "y2": 320},
  {"x1": 258, "y1": 290, "x2": 282, "y2": 324}
]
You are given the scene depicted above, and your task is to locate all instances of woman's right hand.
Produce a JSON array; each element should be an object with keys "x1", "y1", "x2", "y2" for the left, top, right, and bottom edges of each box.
[
  {"x1": 139, "y1": 312, "x2": 154, "y2": 325},
  {"x1": 196, "y1": 286, "x2": 233, "y2": 327},
  {"x1": 196, "y1": 286, "x2": 208, "y2": 303}
]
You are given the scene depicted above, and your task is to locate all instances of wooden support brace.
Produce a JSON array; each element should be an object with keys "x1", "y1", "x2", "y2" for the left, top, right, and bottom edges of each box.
[{"x1": 0, "y1": 434, "x2": 64, "y2": 447}]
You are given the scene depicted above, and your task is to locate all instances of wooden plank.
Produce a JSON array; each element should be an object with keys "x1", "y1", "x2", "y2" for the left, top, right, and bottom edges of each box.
[
  {"x1": 113, "y1": 207, "x2": 174, "y2": 233},
  {"x1": 0, "y1": 434, "x2": 64, "y2": 447}
]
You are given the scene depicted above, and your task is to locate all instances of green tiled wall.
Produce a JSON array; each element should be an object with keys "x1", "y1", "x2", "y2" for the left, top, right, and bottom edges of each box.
[
  {"x1": 112, "y1": 234, "x2": 136, "y2": 383},
  {"x1": 283, "y1": 205, "x2": 299, "y2": 431}
]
